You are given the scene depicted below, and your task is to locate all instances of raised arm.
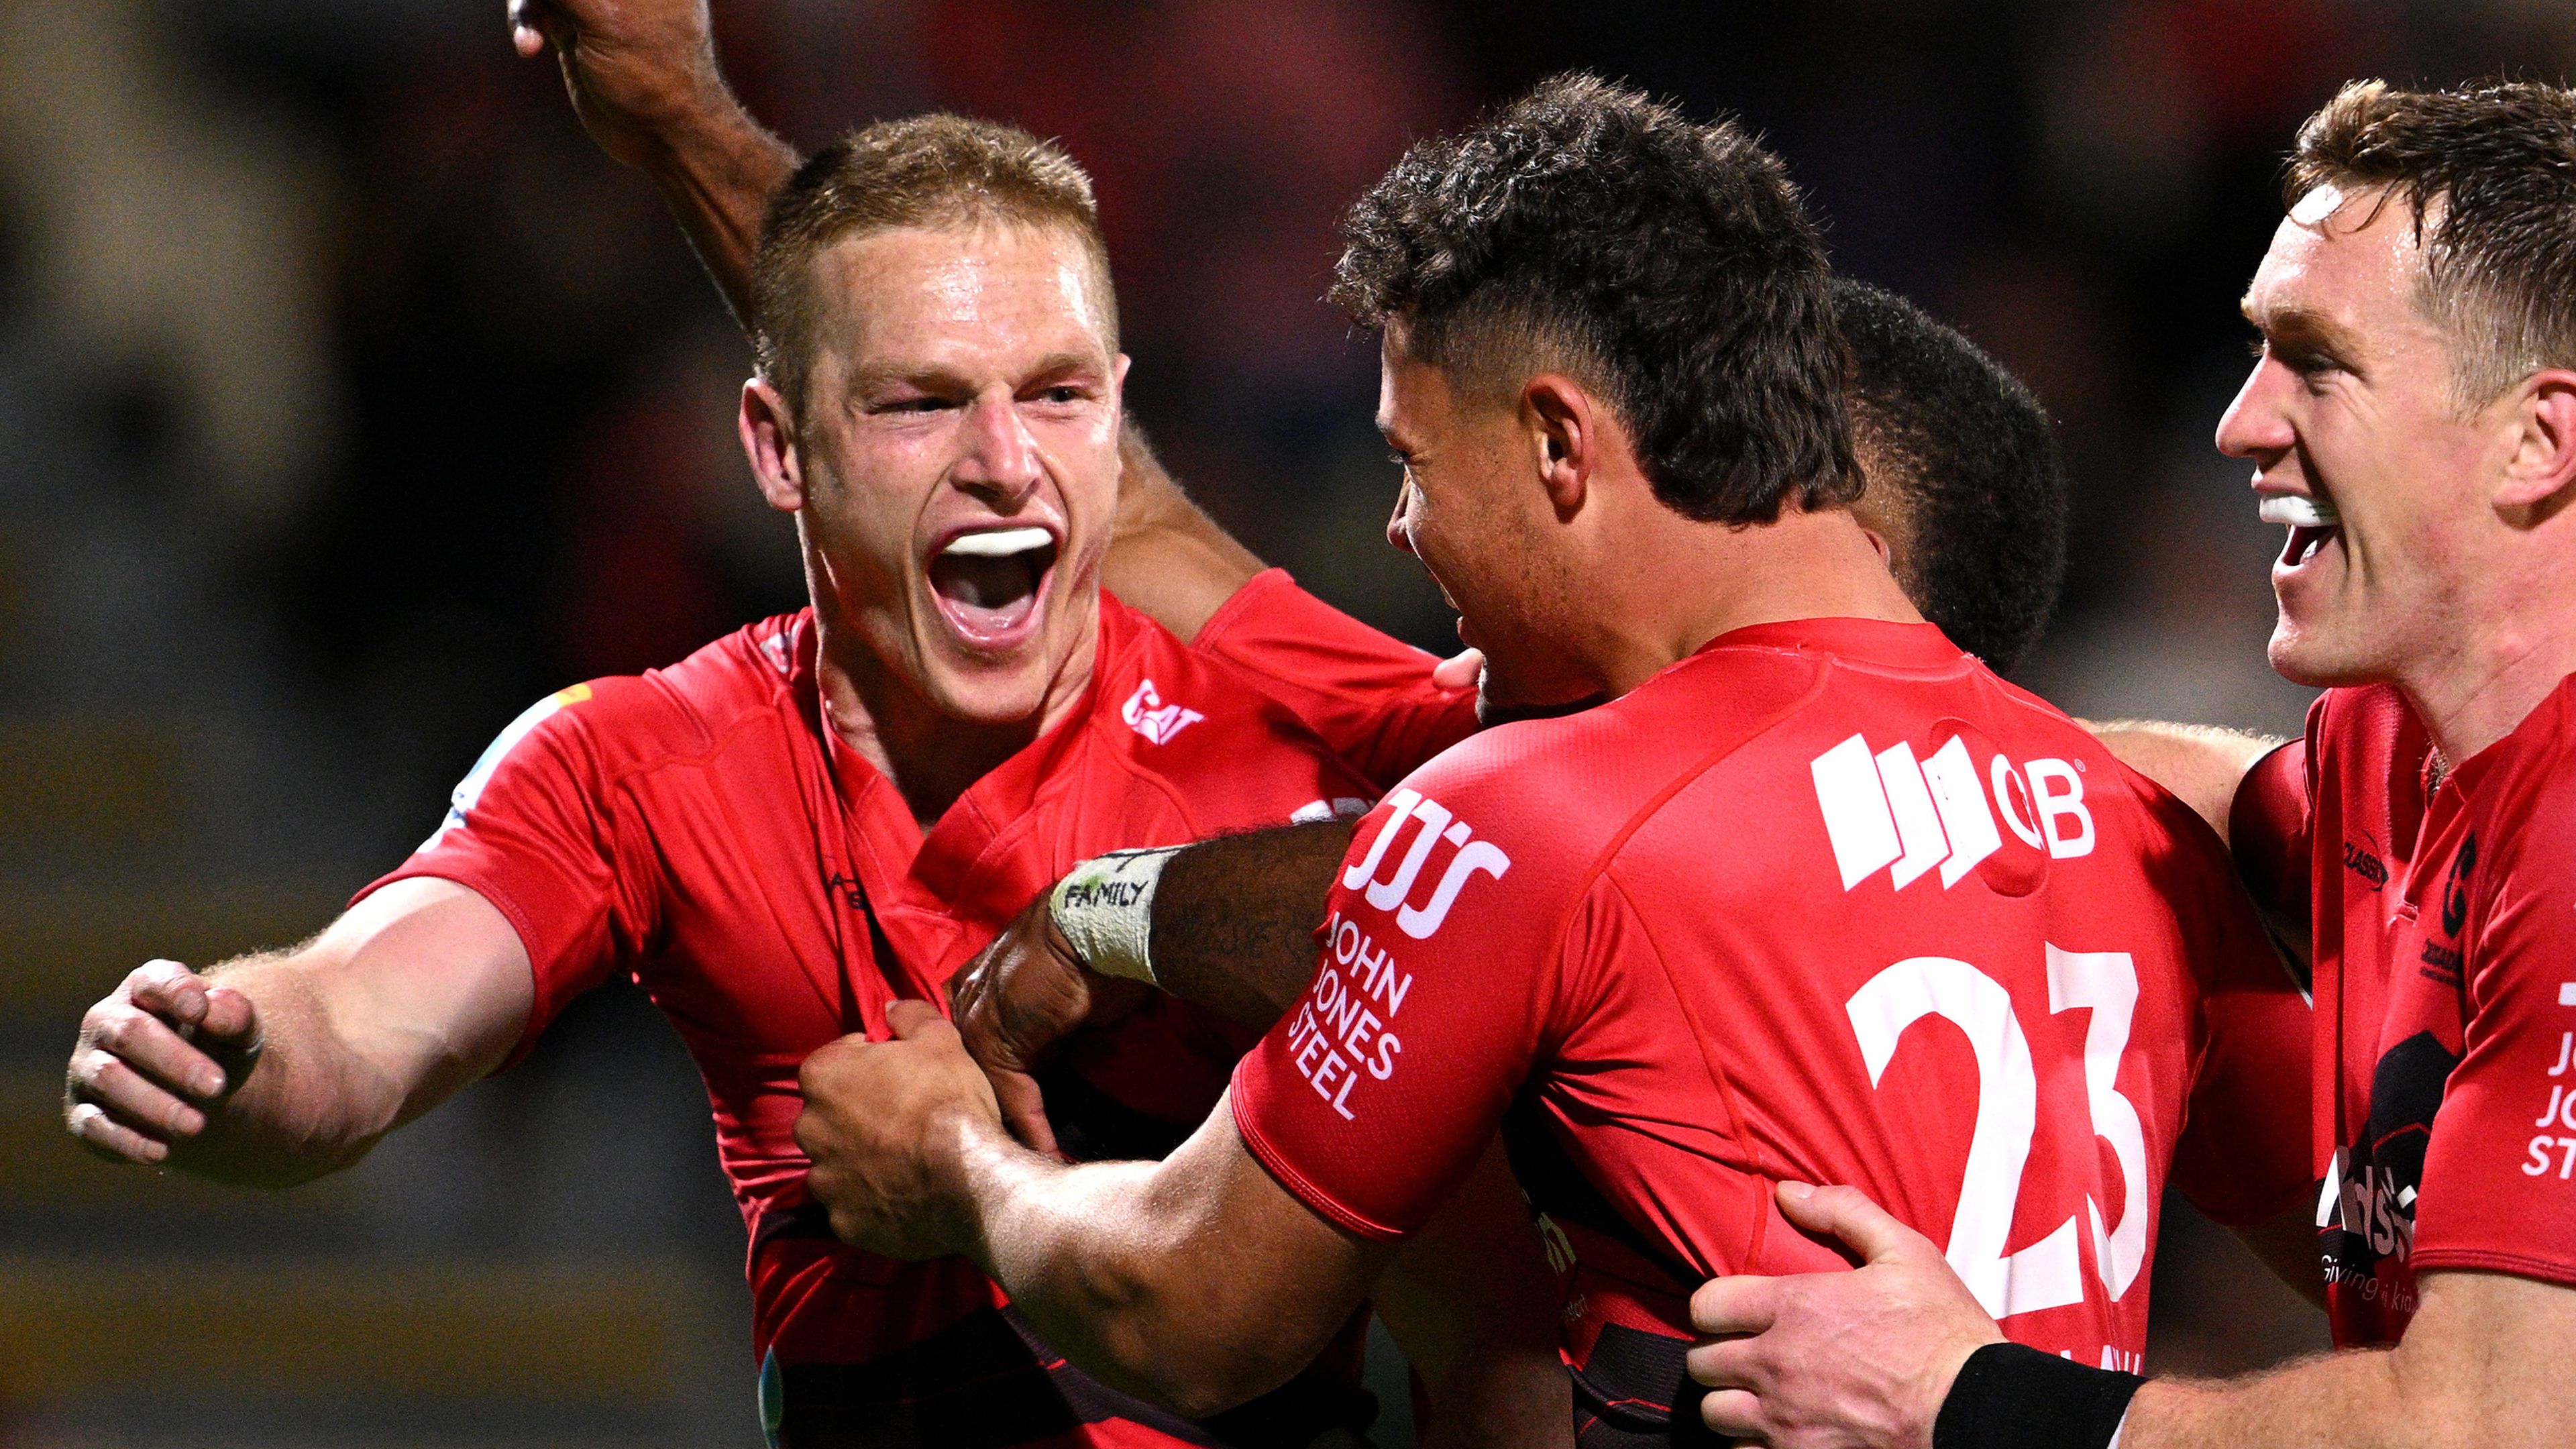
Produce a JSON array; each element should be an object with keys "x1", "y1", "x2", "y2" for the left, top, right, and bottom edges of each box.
[
  {"x1": 512, "y1": 1, "x2": 1266, "y2": 637},
  {"x1": 63, "y1": 876, "x2": 533, "y2": 1187},
  {"x1": 510, "y1": 0, "x2": 792, "y2": 322}
]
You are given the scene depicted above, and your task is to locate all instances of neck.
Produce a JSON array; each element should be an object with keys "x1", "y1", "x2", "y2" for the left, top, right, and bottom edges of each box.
[
  {"x1": 1578, "y1": 504, "x2": 1921, "y2": 698},
  {"x1": 809, "y1": 612, "x2": 1097, "y2": 830},
  {"x1": 2399, "y1": 607, "x2": 2576, "y2": 773},
  {"x1": 2390, "y1": 514, "x2": 2576, "y2": 766}
]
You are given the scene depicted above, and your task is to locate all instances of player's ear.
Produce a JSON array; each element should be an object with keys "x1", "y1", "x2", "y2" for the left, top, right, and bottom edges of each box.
[
  {"x1": 2496, "y1": 370, "x2": 2576, "y2": 526},
  {"x1": 1524, "y1": 373, "x2": 1593, "y2": 519},
  {"x1": 741, "y1": 376, "x2": 806, "y2": 514}
]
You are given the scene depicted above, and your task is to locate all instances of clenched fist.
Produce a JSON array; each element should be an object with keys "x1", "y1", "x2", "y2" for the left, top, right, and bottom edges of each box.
[
  {"x1": 64, "y1": 959, "x2": 263, "y2": 1166},
  {"x1": 508, "y1": 0, "x2": 725, "y2": 170}
]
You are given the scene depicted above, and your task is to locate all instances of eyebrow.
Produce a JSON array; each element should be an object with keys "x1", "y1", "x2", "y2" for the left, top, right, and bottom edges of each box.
[
  {"x1": 841, "y1": 352, "x2": 1106, "y2": 393},
  {"x1": 2241, "y1": 299, "x2": 2369, "y2": 366}
]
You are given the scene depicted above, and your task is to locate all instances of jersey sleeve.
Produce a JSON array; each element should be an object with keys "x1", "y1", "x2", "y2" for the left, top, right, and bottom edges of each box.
[
  {"x1": 1191, "y1": 568, "x2": 1480, "y2": 791},
  {"x1": 2410, "y1": 771, "x2": 2576, "y2": 1287},
  {"x1": 2231, "y1": 735, "x2": 2314, "y2": 935},
  {"x1": 353, "y1": 682, "x2": 653, "y2": 1065},
  {"x1": 2167, "y1": 873, "x2": 2316, "y2": 1227},
  {"x1": 1228, "y1": 771, "x2": 1576, "y2": 1238}
]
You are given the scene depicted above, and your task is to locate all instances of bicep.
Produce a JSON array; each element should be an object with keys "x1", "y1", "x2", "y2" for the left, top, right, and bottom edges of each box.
[
  {"x1": 1007, "y1": 1099, "x2": 1390, "y2": 1415},
  {"x1": 296, "y1": 877, "x2": 534, "y2": 1116}
]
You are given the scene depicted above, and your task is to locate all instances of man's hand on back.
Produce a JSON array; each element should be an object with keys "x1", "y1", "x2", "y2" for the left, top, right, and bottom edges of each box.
[
  {"x1": 64, "y1": 960, "x2": 262, "y2": 1166},
  {"x1": 1686, "y1": 1181, "x2": 2002, "y2": 1448}
]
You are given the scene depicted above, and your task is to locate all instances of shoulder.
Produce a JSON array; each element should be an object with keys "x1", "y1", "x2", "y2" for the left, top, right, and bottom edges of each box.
[
  {"x1": 2469, "y1": 680, "x2": 2576, "y2": 870},
  {"x1": 1085, "y1": 595, "x2": 1375, "y2": 800},
  {"x1": 478, "y1": 613, "x2": 808, "y2": 786}
]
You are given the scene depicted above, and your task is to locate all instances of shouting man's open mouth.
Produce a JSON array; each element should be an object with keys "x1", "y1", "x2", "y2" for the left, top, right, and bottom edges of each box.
[{"x1": 928, "y1": 525, "x2": 1061, "y2": 649}]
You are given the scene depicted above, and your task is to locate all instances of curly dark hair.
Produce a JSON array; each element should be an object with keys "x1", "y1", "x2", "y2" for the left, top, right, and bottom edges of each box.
[
  {"x1": 1329, "y1": 74, "x2": 1857, "y2": 525},
  {"x1": 1834, "y1": 280, "x2": 2065, "y2": 673},
  {"x1": 2289, "y1": 79, "x2": 2576, "y2": 405}
]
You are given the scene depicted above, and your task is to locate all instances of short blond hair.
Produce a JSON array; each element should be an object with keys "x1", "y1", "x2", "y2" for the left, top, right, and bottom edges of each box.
[{"x1": 751, "y1": 115, "x2": 1117, "y2": 409}]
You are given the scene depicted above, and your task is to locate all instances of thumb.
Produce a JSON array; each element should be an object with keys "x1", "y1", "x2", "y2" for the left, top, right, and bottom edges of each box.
[
  {"x1": 1432, "y1": 648, "x2": 1484, "y2": 692},
  {"x1": 197, "y1": 985, "x2": 259, "y2": 1042},
  {"x1": 885, "y1": 998, "x2": 955, "y2": 1043},
  {"x1": 1776, "y1": 1181, "x2": 1937, "y2": 1267},
  {"x1": 986, "y1": 1066, "x2": 1059, "y2": 1157}
]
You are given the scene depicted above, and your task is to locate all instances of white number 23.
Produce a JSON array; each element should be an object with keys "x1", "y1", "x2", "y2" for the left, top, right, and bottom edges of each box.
[{"x1": 1845, "y1": 946, "x2": 2151, "y2": 1320}]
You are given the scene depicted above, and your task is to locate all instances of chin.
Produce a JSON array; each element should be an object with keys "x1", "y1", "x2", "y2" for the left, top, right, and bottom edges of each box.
[{"x1": 2265, "y1": 619, "x2": 2383, "y2": 690}]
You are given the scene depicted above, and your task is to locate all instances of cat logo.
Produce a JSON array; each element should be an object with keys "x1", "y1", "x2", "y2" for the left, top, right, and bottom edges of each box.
[
  {"x1": 1121, "y1": 680, "x2": 1204, "y2": 745},
  {"x1": 1339, "y1": 787, "x2": 1511, "y2": 939}
]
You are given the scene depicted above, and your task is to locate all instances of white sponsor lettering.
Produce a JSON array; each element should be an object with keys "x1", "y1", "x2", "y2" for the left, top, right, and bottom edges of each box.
[
  {"x1": 1338, "y1": 788, "x2": 1511, "y2": 939},
  {"x1": 1846, "y1": 947, "x2": 2149, "y2": 1319},
  {"x1": 1120, "y1": 680, "x2": 1203, "y2": 745},
  {"x1": 2525, "y1": 1136, "x2": 2576, "y2": 1180},
  {"x1": 1286, "y1": 910, "x2": 1417, "y2": 1118},
  {"x1": 2025, "y1": 759, "x2": 2096, "y2": 859},
  {"x1": 1813, "y1": 733, "x2": 2086, "y2": 892}
]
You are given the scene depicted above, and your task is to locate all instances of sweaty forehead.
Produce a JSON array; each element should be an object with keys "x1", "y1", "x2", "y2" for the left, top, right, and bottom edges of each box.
[
  {"x1": 809, "y1": 223, "x2": 1117, "y2": 368},
  {"x1": 2243, "y1": 187, "x2": 2426, "y2": 341}
]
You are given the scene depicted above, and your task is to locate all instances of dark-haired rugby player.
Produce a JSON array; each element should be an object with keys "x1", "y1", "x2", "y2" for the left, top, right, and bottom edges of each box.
[
  {"x1": 1676, "y1": 78, "x2": 2576, "y2": 1449},
  {"x1": 785, "y1": 76, "x2": 2311, "y2": 1445}
]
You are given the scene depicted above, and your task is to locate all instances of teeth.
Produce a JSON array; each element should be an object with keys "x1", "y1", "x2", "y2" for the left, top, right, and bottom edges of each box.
[
  {"x1": 2258, "y1": 495, "x2": 2340, "y2": 528},
  {"x1": 941, "y1": 527, "x2": 1053, "y2": 558}
]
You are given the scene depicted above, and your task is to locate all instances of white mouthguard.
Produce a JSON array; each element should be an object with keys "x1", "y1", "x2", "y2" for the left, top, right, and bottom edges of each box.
[
  {"x1": 2259, "y1": 495, "x2": 2341, "y2": 528},
  {"x1": 941, "y1": 527, "x2": 1054, "y2": 558}
]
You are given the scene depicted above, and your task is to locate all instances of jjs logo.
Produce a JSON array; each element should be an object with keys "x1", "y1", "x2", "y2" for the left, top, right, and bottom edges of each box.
[{"x1": 1339, "y1": 788, "x2": 1511, "y2": 939}]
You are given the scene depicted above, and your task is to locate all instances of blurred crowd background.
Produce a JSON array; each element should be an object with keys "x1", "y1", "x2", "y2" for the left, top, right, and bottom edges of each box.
[{"x1": 3, "y1": 1, "x2": 2569, "y2": 1444}]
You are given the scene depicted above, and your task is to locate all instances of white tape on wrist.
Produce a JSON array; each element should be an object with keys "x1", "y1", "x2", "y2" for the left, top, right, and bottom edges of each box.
[{"x1": 1049, "y1": 846, "x2": 1183, "y2": 985}]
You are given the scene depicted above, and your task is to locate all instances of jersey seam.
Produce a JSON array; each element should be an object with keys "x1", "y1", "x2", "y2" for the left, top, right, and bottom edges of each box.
[
  {"x1": 1229, "y1": 1086, "x2": 1411, "y2": 1242},
  {"x1": 2406, "y1": 1247, "x2": 2576, "y2": 1287},
  {"x1": 1527, "y1": 663, "x2": 1836, "y2": 1011},
  {"x1": 1600, "y1": 865, "x2": 1782, "y2": 1273}
]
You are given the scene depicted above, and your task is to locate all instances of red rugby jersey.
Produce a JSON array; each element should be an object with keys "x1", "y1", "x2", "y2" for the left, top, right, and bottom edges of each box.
[
  {"x1": 2235, "y1": 679, "x2": 2576, "y2": 1346},
  {"x1": 1231, "y1": 619, "x2": 2312, "y2": 1442},
  {"x1": 1193, "y1": 568, "x2": 1479, "y2": 792},
  {"x1": 360, "y1": 592, "x2": 1383, "y2": 1449}
]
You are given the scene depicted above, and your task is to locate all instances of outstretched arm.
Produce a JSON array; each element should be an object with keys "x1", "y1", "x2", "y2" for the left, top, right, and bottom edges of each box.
[
  {"x1": 64, "y1": 876, "x2": 533, "y2": 1187},
  {"x1": 1687, "y1": 1183, "x2": 2574, "y2": 1449}
]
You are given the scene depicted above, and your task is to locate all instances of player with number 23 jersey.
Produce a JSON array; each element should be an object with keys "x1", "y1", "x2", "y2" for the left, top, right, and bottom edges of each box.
[{"x1": 1230, "y1": 616, "x2": 2314, "y2": 1442}]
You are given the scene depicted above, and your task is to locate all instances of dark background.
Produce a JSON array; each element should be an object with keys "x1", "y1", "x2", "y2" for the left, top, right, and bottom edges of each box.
[{"x1": 5, "y1": 1, "x2": 2564, "y2": 1444}]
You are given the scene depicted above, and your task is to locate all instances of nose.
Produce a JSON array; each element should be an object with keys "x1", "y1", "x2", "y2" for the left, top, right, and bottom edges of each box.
[
  {"x1": 953, "y1": 394, "x2": 1042, "y2": 502},
  {"x1": 2214, "y1": 357, "x2": 2296, "y2": 464},
  {"x1": 1386, "y1": 478, "x2": 1417, "y2": 556}
]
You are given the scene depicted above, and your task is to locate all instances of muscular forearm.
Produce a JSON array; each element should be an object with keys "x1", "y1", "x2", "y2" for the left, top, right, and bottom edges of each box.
[
  {"x1": 2116, "y1": 1270, "x2": 2567, "y2": 1449},
  {"x1": 633, "y1": 99, "x2": 796, "y2": 324},
  {"x1": 1146, "y1": 821, "x2": 1354, "y2": 1028},
  {"x1": 178, "y1": 953, "x2": 414, "y2": 1186},
  {"x1": 953, "y1": 1114, "x2": 1358, "y2": 1418}
]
